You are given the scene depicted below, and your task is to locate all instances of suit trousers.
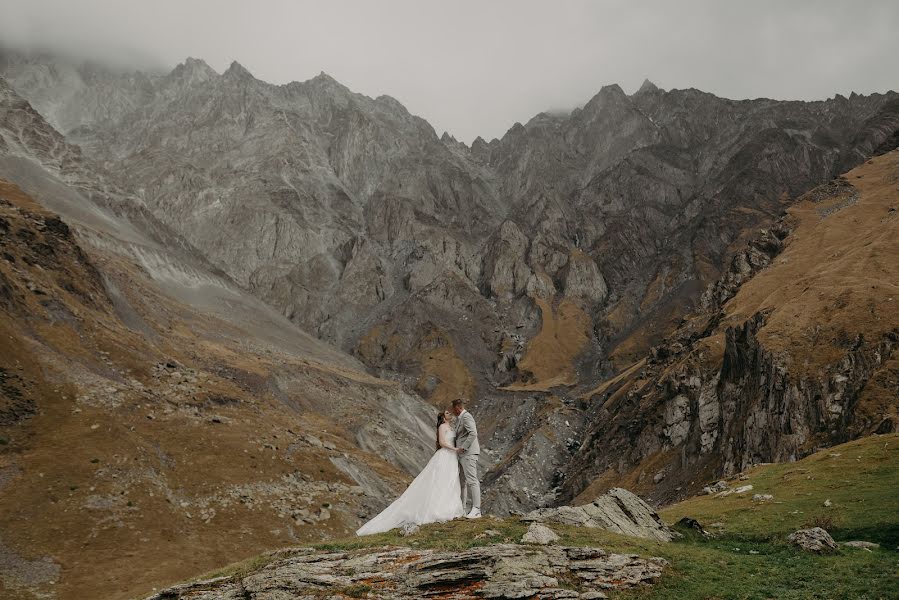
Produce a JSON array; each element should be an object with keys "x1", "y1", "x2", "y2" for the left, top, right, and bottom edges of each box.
[{"x1": 459, "y1": 452, "x2": 480, "y2": 511}]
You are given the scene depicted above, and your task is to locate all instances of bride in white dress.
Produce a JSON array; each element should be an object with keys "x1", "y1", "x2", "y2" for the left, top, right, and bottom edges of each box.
[{"x1": 356, "y1": 410, "x2": 464, "y2": 535}]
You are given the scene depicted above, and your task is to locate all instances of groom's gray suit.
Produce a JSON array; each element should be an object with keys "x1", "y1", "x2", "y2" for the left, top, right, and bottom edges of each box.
[{"x1": 454, "y1": 409, "x2": 481, "y2": 511}]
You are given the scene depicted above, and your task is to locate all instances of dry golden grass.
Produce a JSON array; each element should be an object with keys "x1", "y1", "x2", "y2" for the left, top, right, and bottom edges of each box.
[
  {"x1": 0, "y1": 180, "x2": 413, "y2": 600},
  {"x1": 723, "y1": 154, "x2": 899, "y2": 374},
  {"x1": 506, "y1": 298, "x2": 591, "y2": 390},
  {"x1": 414, "y1": 328, "x2": 475, "y2": 407}
]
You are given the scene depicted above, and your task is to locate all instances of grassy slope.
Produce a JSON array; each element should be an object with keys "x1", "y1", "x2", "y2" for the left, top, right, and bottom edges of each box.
[
  {"x1": 239, "y1": 434, "x2": 898, "y2": 600},
  {"x1": 0, "y1": 180, "x2": 415, "y2": 600}
]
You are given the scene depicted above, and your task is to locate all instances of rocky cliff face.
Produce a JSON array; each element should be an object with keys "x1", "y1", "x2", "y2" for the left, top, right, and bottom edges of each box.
[
  {"x1": 5, "y1": 51, "x2": 897, "y2": 395},
  {"x1": 0, "y1": 80, "x2": 441, "y2": 600},
  {"x1": 561, "y1": 153, "x2": 899, "y2": 506},
  {"x1": 2, "y1": 48, "x2": 898, "y2": 524}
]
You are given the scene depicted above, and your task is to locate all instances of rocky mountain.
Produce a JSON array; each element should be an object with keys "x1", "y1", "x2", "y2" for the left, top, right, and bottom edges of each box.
[
  {"x1": 561, "y1": 150, "x2": 899, "y2": 506},
  {"x1": 0, "y1": 76, "x2": 439, "y2": 600},
  {"x1": 1, "y1": 46, "x2": 898, "y2": 599},
  {"x1": 5, "y1": 52, "x2": 897, "y2": 394}
]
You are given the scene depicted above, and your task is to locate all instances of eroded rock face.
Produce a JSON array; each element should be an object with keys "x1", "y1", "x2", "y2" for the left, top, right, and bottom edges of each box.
[
  {"x1": 144, "y1": 544, "x2": 668, "y2": 600},
  {"x1": 525, "y1": 488, "x2": 677, "y2": 542},
  {"x1": 4, "y1": 53, "x2": 897, "y2": 399},
  {"x1": 562, "y1": 161, "x2": 899, "y2": 506},
  {"x1": 4, "y1": 51, "x2": 899, "y2": 519}
]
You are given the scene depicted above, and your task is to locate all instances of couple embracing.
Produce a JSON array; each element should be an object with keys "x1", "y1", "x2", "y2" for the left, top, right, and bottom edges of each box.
[{"x1": 356, "y1": 398, "x2": 481, "y2": 535}]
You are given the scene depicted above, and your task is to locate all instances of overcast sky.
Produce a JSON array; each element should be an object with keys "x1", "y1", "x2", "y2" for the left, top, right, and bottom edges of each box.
[{"x1": 1, "y1": 0, "x2": 897, "y2": 142}]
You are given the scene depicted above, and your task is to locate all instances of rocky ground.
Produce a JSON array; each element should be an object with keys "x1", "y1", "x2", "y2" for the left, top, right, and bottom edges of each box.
[{"x1": 146, "y1": 434, "x2": 898, "y2": 600}]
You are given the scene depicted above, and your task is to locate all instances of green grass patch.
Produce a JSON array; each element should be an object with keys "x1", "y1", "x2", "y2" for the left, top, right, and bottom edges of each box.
[{"x1": 660, "y1": 434, "x2": 899, "y2": 547}]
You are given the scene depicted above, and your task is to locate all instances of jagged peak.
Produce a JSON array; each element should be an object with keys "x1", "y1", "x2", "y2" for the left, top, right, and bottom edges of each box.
[
  {"x1": 223, "y1": 60, "x2": 254, "y2": 79},
  {"x1": 598, "y1": 83, "x2": 627, "y2": 97},
  {"x1": 312, "y1": 70, "x2": 339, "y2": 84},
  {"x1": 440, "y1": 131, "x2": 457, "y2": 143},
  {"x1": 582, "y1": 83, "x2": 631, "y2": 113},
  {"x1": 303, "y1": 71, "x2": 352, "y2": 96},
  {"x1": 636, "y1": 79, "x2": 660, "y2": 95},
  {"x1": 169, "y1": 57, "x2": 217, "y2": 82}
]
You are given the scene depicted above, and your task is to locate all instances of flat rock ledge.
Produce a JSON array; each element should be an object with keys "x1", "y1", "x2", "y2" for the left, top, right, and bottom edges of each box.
[
  {"x1": 524, "y1": 488, "x2": 678, "y2": 542},
  {"x1": 145, "y1": 544, "x2": 667, "y2": 599}
]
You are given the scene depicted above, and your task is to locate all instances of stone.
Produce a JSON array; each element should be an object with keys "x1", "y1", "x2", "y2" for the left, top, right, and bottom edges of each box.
[
  {"x1": 823, "y1": 499, "x2": 832, "y2": 507},
  {"x1": 842, "y1": 541, "x2": 879, "y2": 550},
  {"x1": 674, "y1": 517, "x2": 710, "y2": 538},
  {"x1": 701, "y1": 481, "x2": 728, "y2": 495},
  {"x1": 521, "y1": 522, "x2": 560, "y2": 545},
  {"x1": 526, "y1": 488, "x2": 678, "y2": 542},
  {"x1": 787, "y1": 527, "x2": 838, "y2": 553},
  {"x1": 752, "y1": 494, "x2": 773, "y2": 502},
  {"x1": 400, "y1": 523, "x2": 419, "y2": 537},
  {"x1": 716, "y1": 484, "x2": 752, "y2": 497}
]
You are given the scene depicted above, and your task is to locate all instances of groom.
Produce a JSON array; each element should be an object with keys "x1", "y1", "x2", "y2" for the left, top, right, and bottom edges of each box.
[{"x1": 451, "y1": 398, "x2": 481, "y2": 519}]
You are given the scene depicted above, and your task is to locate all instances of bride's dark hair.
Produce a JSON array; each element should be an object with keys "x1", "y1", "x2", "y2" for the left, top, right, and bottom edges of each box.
[{"x1": 436, "y1": 412, "x2": 446, "y2": 450}]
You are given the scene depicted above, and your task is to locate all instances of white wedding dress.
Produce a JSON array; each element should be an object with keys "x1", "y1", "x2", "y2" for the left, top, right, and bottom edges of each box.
[{"x1": 356, "y1": 424, "x2": 464, "y2": 535}]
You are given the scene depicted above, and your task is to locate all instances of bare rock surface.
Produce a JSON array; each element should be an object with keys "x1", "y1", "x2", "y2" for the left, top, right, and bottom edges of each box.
[
  {"x1": 842, "y1": 541, "x2": 880, "y2": 550},
  {"x1": 525, "y1": 488, "x2": 677, "y2": 542},
  {"x1": 144, "y1": 544, "x2": 667, "y2": 599},
  {"x1": 521, "y1": 522, "x2": 560, "y2": 545},
  {"x1": 787, "y1": 527, "x2": 838, "y2": 553}
]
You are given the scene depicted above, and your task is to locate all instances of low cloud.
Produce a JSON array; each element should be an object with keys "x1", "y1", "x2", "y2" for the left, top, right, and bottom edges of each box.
[{"x1": 1, "y1": 0, "x2": 896, "y2": 143}]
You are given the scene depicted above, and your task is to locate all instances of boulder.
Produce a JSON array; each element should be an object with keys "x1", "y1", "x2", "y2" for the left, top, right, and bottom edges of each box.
[
  {"x1": 525, "y1": 488, "x2": 678, "y2": 542},
  {"x1": 701, "y1": 480, "x2": 728, "y2": 495},
  {"x1": 521, "y1": 522, "x2": 560, "y2": 545},
  {"x1": 715, "y1": 484, "x2": 753, "y2": 497},
  {"x1": 787, "y1": 527, "x2": 838, "y2": 553},
  {"x1": 674, "y1": 517, "x2": 711, "y2": 538}
]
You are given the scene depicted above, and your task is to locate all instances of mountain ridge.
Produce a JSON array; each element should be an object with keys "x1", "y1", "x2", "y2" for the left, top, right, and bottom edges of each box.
[{"x1": 2, "y1": 47, "x2": 898, "y2": 516}]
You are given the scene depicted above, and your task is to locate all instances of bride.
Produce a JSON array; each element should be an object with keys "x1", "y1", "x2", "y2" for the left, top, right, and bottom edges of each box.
[{"x1": 356, "y1": 410, "x2": 464, "y2": 535}]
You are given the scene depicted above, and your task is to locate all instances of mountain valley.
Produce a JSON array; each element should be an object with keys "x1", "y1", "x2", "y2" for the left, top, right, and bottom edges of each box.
[{"x1": 0, "y1": 47, "x2": 897, "y2": 599}]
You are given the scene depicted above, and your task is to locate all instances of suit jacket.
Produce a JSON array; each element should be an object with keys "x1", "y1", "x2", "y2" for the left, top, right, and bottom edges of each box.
[{"x1": 454, "y1": 410, "x2": 480, "y2": 455}]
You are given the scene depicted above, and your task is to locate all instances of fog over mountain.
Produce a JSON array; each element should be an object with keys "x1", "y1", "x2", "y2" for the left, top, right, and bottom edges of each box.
[{"x1": 2, "y1": 0, "x2": 898, "y2": 142}]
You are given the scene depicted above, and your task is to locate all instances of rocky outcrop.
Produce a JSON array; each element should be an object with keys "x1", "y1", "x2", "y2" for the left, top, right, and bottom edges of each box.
[
  {"x1": 525, "y1": 488, "x2": 677, "y2": 542},
  {"x1": 788, "y1": 528, "x2": 838, "y2": 553},
  {"x1": 144, "y1": 544, "x2": 668, "y2": 599}
]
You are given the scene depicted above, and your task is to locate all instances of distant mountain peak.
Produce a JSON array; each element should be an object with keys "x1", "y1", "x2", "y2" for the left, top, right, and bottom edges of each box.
[
  {"x1": 170, "y1": 57, "x2": 217, "y2": 83},
  {"x1": 312, "y1": 70, "x2": 338, "y2": 83},
  {"x1": 636, "y1": 79, "x2": 660, "y2": 94},
  {"x1": 582, "y1": 83, "x2": 629, "y2": 113},
  {"x1": 223, "y1": 60, "x2": 254, "y2": 79}
]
